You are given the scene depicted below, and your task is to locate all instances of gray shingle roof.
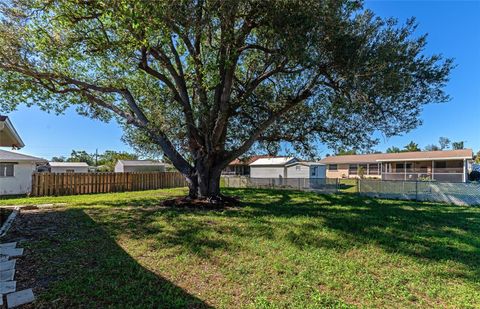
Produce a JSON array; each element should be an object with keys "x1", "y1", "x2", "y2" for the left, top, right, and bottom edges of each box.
[{"x1": 0, "y1": 149, "x2": 46, "y2": 162}]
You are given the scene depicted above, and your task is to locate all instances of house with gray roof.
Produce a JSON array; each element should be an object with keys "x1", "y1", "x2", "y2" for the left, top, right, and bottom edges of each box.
[{"x1": 47, "y1": 162, "x2": 90, "y2": 173}]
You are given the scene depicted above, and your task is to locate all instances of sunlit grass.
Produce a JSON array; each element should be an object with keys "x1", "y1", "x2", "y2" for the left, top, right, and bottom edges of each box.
[{"x1": 4, "y1": 188, "x2": 480, "y2": 308}]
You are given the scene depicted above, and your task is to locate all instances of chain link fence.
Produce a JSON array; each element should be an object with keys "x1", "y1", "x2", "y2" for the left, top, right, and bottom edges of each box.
[
  {"x1": 222, "y1": 177, "x2": 339, "y2": 193},
  {"x1": 358, "y1": 179, "x2": 480, "y2": 206},
  {"x1": 222, "y1": 176, "x2": 480, "y2": 206}
]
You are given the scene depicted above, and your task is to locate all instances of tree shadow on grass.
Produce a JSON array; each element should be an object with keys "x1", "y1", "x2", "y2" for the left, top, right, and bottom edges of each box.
[
  {"x1": 82, "y1": 188, "x2": 480, "y2": 271},
  {"x1": 43, "y1": 188, "x2": 480, "y2": 287},
  {"x1": 3, "y1": 208, "x2": 212, "y2": 308},
  {"x1": 227, "y1": 189, "x2": 480, "y2": 281},
  {"x1": 86, "y1": 205, "x2": 239, "y2": 259}
]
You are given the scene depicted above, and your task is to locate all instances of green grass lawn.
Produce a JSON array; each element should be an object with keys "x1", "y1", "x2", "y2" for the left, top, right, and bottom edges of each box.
[
  {"x1": 2, "y1": 188, "x2": 480, "y2": 308},
  {"x1": 338, "y1": 178, "x2": 358, "y2": 193}
]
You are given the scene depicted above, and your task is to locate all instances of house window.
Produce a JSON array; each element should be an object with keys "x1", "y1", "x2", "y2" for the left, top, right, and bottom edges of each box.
[
  {"x1": 369, "y1": 164, "x2": 379, "y2": 175},
  {"x1": 0, "y1": 163, "x2": 15, "y2": 177},
  {"x1": 395, "y1": 163, "x2": 412, "y2": 172},
  {"x1": 296, "y1": 166, "x2": 301, "y2": 170},
  {"x1": 312, "y1": 167, "x2": 317, "y2": 176},
  {"x1": 65, "y1": 169, "x2": 75, "y2": 173},
  {"x1": 349, "y1": 164, "x2": 357, "y2": 175},
  {"x1": 434, "y1": 161, "x2": 447, "y2": 169},
  {"x1": 328, "y1": 164, "x2": 337, "y2": 171}
]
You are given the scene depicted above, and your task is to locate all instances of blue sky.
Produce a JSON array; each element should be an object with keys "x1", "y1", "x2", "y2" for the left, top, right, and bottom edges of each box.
[{"x1": 4, "y1": 0, "x2": 480, "y2": 159}]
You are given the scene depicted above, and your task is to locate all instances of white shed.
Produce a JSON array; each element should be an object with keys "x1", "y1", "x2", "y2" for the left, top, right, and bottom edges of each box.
[
  {"x1": 0, "y1": 149, "x2": 46, "y2": 195},
  {"x1": 48, "y1": 162, "x2": 90, "y2": 173},
  {"x1": 285, "y1": 161, "x2": 326, "y2": 179},
  {"x1": 114, "y1": 160, "x2": 166, "y2": 173},
  {"x1": 249, "y1": 157, "x2": 298, "y2": 178}
]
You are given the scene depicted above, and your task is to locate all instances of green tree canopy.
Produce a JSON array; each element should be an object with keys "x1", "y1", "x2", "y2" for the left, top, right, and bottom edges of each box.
[
  {"x1": 424, "y1": 144, "x2": 440, "y2": 151},
  {"x1": 336, "y1": 148, "x2": 357, "y2": 156},
  {"x1": 438, "y1": 137, "x2": 451, "y2": 150},
  {"x1": 0, "y1": 0, "x2": 453, "y2": 200},
  {"x1": 386, "y1": 146, "x2": 402, "y2": 153},
  {"x1": 451, "y1": 141, "x2": 464, "y2": 150},
  {"x1": 98, "y1": 150, "x2": 138, "y2": 171},
  {"x1": 403, "y1": 141, "x2": 420, "y2": 152},
  {"x1": 67, "y1": 150, "x2": 95, "y2": 166}
]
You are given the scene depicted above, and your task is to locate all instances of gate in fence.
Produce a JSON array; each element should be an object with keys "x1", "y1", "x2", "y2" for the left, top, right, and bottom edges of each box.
[
  {"x1": 358, "y1": 179, "x2": 480, "y2": 206},
  {"x1": 31, "y1": 172, "x2": 188, "y2": 196}
]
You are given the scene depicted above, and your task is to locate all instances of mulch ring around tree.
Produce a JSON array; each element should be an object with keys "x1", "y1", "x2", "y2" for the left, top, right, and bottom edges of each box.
[{"x1": 161, "y1": 195, "x2": 242, "y2": 209}]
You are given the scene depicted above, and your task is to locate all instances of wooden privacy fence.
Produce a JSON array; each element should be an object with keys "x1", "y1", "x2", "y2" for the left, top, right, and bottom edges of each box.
[{"x1": 31, "y1": 172, "x2": 188, "y2": 197}]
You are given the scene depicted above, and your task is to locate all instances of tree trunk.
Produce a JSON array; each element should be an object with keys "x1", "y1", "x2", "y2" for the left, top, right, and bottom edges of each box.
[{"x1": 186, "y1": 159, "x2": 223, "y2": 200}]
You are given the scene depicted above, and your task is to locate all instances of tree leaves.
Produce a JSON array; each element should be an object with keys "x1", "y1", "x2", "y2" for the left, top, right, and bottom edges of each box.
[{"x1": 0, "y1": 0, "x2": 453, "y2": 171}]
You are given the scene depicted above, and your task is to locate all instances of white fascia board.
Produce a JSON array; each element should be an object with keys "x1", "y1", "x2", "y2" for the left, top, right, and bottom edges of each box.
[
  {"x1": 376, "y1": 157, "x2": 472, "y2": 162},
  {"x1": 2, "y1": 118, "x2": 25, "y2": 148}
]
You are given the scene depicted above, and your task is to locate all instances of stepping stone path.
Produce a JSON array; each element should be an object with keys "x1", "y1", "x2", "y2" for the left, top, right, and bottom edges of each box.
[{"x1": 0, "y1": 241, "x2": 35, "y2": 308}]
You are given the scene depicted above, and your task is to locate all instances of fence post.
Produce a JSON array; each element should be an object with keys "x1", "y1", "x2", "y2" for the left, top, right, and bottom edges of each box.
[{"x1": 415, "y1": 180, "x2": 418, "y2": 202}]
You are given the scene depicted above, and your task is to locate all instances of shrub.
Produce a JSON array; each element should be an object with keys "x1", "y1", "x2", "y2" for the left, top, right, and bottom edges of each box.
[
  {"x1": 469, "y1": 171, "x2": 480, "y2": 181},
  {"x1": 358, "y1": 166, "x2": 365, "y2": 179}
]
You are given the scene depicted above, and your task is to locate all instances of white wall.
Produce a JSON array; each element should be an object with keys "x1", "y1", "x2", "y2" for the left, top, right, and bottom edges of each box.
[
  {"x1": 310, "y1": 165, "x2": 326, "y2": 179},
  {"x1": 250, "y1": 166, "x2": 286, "y2": 178},
  {"x1": 123, "y1": 165, "x2": 166, "y2": 173},
  {"x1": 0, "y1": 162, "x2": 36, "y2": 195},
  {"x1": 114, "y1": 162, "x2": 166, "y2": 173},
  {"x1": 114, "y1": 161, "x2": 124, "y2": 173},
  {"x1": 286, "y1": 165, "x2": 310, "y2": 178},
  {"x1": 285, "y1": 164, "x2": 326, "y2": 178},
  {"x1": 50, "y1": 166, "x2": 89, "y2": 173}
]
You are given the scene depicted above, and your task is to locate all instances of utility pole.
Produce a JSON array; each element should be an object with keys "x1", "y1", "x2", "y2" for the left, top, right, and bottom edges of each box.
[{"x1": 95, "y1": 148, "x2": 98, "y2": 167}]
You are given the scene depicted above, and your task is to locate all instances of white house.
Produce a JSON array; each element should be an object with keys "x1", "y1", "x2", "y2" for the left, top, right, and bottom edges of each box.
[
  {"x1": 0, "y1": 150, "x2": 46, "y2": 195},
  {"x1": 48, "y1": 162, "x2": 90, "y2": 173},
  {"x1": 1, "y1": 115, "x2": 46, "y2": 195},
  {"x1": 249, "y1": 157, "x2": 298, "y2": 178},
  {"x1": 114, "y1": 160, "x2": 166, "y2": 173},
  {"x1": 285, "y1": 161, "x2": 326, "y2": 179}
]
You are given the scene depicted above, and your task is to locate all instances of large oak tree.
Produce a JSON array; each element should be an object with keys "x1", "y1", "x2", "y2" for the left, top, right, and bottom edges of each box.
[{"x1": 0, "y1": 0, "x2": 452, "y2": 201}]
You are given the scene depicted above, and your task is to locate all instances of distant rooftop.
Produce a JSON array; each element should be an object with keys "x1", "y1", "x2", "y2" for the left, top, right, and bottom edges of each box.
[
  {"x1": 118, "y1": 160, "x2": 165, "y2": 166},
  {"x1": 319, "y1": 149, "x2": 473, "y2": 164},
  {"x1": 229, "y1": 155, "x2": 273, "y2": 165},
  {"x1": 49, "y1": 162, "x2": 89, "y2": 167},
  {"x1": 249, "y1": 157, "x2": 297, "y2": 166},
  {"x1": 0, "y1": 149, "x2": 46, "y2": 162},
  {"x1": 286, "y1": 161, "x2": 325, "y2": 167}
]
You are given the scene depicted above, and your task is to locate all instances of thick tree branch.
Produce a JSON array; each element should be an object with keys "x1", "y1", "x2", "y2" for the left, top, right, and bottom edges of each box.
[
  {"x1": 139, "y1": 48, "x2": 202, "y2": 147},
  {"x1": 223, "y1": 75, "x2": 320, "y2": 165}
]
